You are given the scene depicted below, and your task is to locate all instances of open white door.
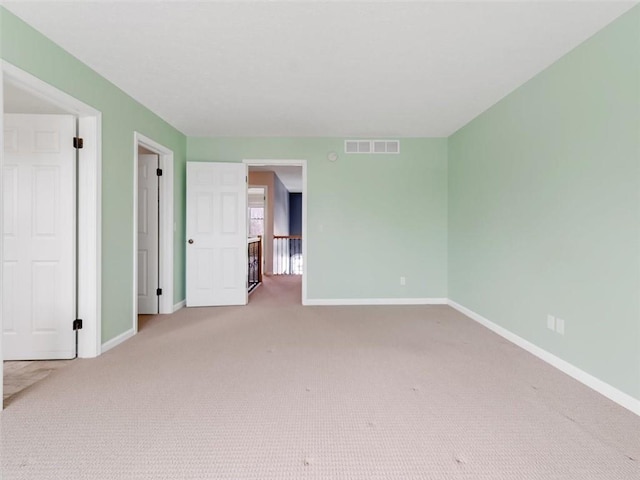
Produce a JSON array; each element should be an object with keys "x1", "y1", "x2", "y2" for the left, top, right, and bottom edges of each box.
[
  {"x1": 186, "y1": 162, "x2": 247, "y2": 307},
  {"x1": 137, "y1": 154, "x2": 159, "y2": 314},
  {"x1": 3, "y1": 114, "x2": 76, "y2": 359}
]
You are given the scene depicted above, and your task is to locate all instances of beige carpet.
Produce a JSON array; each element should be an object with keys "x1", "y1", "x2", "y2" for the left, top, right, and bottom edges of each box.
[{"x1": 1, "y1": 276, "x2": 638, "y2": 479}]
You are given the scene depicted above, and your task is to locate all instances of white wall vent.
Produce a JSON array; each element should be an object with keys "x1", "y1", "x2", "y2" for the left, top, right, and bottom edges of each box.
[
  {"x1": 344, "y1": 140, "x2": 400, "y2": 154},
  {"x1": 345, "y1": 140, "x2": 358, "y2": 153}
]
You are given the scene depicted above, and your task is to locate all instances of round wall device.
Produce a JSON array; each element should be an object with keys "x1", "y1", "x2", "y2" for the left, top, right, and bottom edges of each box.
[{"x1": 327, "y1": 151, "x2": 338, "y2": 162}]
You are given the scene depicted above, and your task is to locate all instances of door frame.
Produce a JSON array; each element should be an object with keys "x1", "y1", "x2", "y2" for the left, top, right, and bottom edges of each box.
[
  {"x1": 1, "y1": 61, "x2": 102, "y2": 368},
  {"x1": 242, "y1": 159, "x2": 308, "y2": 304},
  {"x1": 132, "y1": 132, "x2": 174, "y2": 333},
  {"x1": 247, "y1": 184, "x2": 268, "y2": 275}
]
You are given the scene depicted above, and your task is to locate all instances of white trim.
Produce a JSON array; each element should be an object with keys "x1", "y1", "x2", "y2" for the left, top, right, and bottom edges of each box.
[
  {"x1": 173, "y1": 300, "x2": 186, "y2": 312},
  {"x1": 77, "y1": 115, "x2": 102, "y2": 358},
  {"x1": 448, "y1": 300, "x2": 640, "y2": 417},
  {"x1": 305, "y1": 297, "x2": 448, "y2": 306},
  {"x1": 243, "y1": 159, "x2": 308, "y2": 305},
  {"x1": 100, "y1": 328, "x2": 135, "y2": 354},
  {"x1": 247, "y1": 183, "x2": 269, "y2": 273},
  {"x1": 133, "y1": 132, "x2": 175, "y2": 338},
  {"x1": 1, "y1": 61, "x2": 102, "y2": 361},
  {"x1": 0, "y1": 63, "x2": 4, "y2": 406},
  {"x1": 302, "y1": 164, "x2": 307, "y2": 304}
]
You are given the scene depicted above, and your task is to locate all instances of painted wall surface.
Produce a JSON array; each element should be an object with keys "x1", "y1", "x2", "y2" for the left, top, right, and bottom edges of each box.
[
  {"x1": 189, "y1": 137, "x2": 449, "y2": 300},
  {"x1": 289, "y1": 193, "x2": 303, "y2": 236},
  {"x1": 448, "y1": 7, "x2": 640, "y2": 400},
  {"x1": 1, "y1": 8, "x2": 188, "y2": 343},
  {"x1": 273, "y1": 173, "x2": 290, "y2": 237},
  {"x1": 248, "y1": 171, "x2": 275, "y2": 274}
]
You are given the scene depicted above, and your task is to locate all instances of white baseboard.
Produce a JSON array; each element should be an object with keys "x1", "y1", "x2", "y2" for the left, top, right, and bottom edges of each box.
[
  {"x1": 100, "y1": 327, "x2": 135, "y2": 354},
  {"x1": 448, "y1": 300, "x2": 640, "y2": 417},
  {"x1": 173, "y1": 299, "x2": 186, "y2": 312},
  {"x1": 304, "y1": 297, "x2": 448, "y2": 306}
]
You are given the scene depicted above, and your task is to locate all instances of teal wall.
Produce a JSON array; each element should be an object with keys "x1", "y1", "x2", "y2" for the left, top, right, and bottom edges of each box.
[
  {"x1": 0, "y1": 8, "x2": 188, "y2": 343},
  {"x1": 188, "y1": 138, "x2": 449, "y2": 300},
  {"x1": 448, "y1": 8, "x2": 640, "y2": 399}
]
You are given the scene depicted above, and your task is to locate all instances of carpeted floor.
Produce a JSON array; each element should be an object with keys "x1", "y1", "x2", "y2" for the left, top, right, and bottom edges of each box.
[{"x1": 1, "y1": 276, "x2": 638, "y2": 479}]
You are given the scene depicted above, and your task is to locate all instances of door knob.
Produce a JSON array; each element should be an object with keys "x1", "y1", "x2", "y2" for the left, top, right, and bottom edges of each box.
[{"x1": 188, "y1": 239, "x2": 194, "y2": 244}]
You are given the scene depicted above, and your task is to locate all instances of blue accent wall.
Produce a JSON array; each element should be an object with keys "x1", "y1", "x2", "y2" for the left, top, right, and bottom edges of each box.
[{"x1": 289, "y1": 193, "x2": 302, "y2": 235}]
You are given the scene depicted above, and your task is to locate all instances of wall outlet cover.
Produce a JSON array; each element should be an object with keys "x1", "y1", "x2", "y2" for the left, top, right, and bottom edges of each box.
[
  {"x1": 556, "y1": 318, "x2": 565, "y2": 335},
  {"x1": 547, "y1": 315, "x2": 555, "y2": 331}
]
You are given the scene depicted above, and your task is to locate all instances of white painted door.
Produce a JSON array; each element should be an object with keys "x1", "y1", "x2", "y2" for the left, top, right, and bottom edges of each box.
[
  {"x1": 137, "y1": 154, "x2": 159, "y2": 314},
  {"x1": 186, "y1": 162, "x2": 247, "y2": 307},
  {"x1": 3, "y1": 114, "x2": 76, "y2": 360}
]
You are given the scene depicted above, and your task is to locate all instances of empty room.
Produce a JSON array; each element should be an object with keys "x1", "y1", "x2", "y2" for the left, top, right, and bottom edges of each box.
[{"x1": 1, "y1": 1, "x2": 639, "y2": 479}]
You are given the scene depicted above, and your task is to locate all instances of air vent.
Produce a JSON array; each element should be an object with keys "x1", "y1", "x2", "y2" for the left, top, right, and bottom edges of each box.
[
  {"x1": 344, "y1": 140, "x2": 400, "y2": 154},
  {"x1": 345, "y1": 141, "x2": 358, "y2": 153},
  {"x1": 373, "y1": 141, "x2": 386, "y2": 153}
]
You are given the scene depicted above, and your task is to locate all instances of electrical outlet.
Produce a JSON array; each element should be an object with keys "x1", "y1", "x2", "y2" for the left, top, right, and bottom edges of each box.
[
  {"x1": 400, "y1": 276, "x2": 406, "y2": 286},
  {"x1": 547, "y1": 315, "x2": 555, "y2": 331},
  {"x1": 555, "y1": 318, "x2": 565, "y2": 335}
]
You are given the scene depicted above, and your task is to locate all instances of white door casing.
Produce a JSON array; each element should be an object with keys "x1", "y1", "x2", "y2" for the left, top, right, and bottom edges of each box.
[
  {"x1": 186, "y1": 162, "x2": 247, "y2": 307},
  {"x1": 137, "y1": 154, "x2": 159, "y2": 315},
  {"x1": 3, "y1": 113, "x2": 76, "y2": 359},
  {"x1": 0, "y1": 69, "x2": 4, "y2": 403},
  {"x1": 132, "y1": 131, "x2": 174, "y2": 324}
]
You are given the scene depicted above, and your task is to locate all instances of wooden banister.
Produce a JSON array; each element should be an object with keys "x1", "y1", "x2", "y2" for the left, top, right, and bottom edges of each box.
[{"x1": 273, "y1": 235, "x2": 302, "y2": 239}]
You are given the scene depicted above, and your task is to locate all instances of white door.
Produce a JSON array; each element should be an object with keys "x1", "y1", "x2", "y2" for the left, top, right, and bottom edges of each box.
[
  {"x1": 3, "y1": 114, "x2": 76, "y2": 360},
  {"x1": 137, "y1": 154, "x2": 159, "y2": 314},
  {"x1": 186, "y1": 162, "x2": 247, "y2": 307}
]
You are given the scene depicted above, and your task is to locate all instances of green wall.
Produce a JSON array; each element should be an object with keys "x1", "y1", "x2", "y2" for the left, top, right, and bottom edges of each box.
[
  {"x1": 1, "y1": 8, "x2": 188, "y2": 343},
  {"x1": 448, "y1": 7, "x2": 640, "y2": 399},
  {"x1": 188, "y1": 137, "x2": 449, "y2": 300}
]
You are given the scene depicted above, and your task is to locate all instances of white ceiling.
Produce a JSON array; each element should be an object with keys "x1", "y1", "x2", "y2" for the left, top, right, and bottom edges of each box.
[
  {"x1": 3, "y1": 1, "x2": 636, "y2": 137},
  {"x1": 250, "y1": 165, "x2": 303, "y2": 193}
]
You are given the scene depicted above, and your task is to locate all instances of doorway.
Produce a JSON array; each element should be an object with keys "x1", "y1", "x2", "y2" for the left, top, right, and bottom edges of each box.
[
  {"x1": 248, "y1": 186, "x2": 267, "y2": 282},
  {"x1": 244, "y1": 160, "x2": 308, "y2": 304},
  {"x1": 137, "y1": 146, "x2": 160, "y2": 315},
  {"x1": 1, "y1": 61, "x2": 102, "y2": 407},
  {"x1": 132, "y1": 133, "x2": 174, "y2": 334},
  {"x1": 183, "y1": 161, "x2": 307, "y2": 307}
]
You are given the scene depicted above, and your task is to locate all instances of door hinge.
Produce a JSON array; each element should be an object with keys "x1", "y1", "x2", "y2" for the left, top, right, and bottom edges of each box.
[
  {"x1": 156, "y1": 288, "x2": 163, "y2": 296},
  {"x1": 156, "y1": 168, "x2": 163, "y2": 176},
  {"x1": 72, "y1": 319, "x2": 83, "y2": 330},
  {"x1": 73, "y1": 137, "x2": 84, "y2": 149}
]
